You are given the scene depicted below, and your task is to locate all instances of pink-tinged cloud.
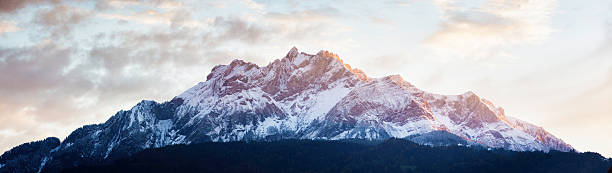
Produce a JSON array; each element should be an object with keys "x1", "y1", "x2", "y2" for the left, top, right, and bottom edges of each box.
[
  {"x1": 0, "y1": 21, "x2": 19, "y2": 33},
  {"x1": 425, "y1": 0, "x2": 557, "y2": 60}
]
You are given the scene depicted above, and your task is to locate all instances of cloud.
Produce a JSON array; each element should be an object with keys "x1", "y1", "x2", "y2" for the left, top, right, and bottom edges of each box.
[
  {"x1": 265, "y1": 6, "x2": 340, "y2": 22},
  {"x1": 0, "y1": 0, "x2": 353, "y2": 155},
  {"x1": 0, "y1": 2, "x2": 299, "y2": 151},
  {"x1": 0, "y1": 20, "x2": 19, "y2": 33},
  {"x1": 212, "y1": 16, "x2": 269, "y2": 44},
  {"x1": 0, "y1": 28, "x2": 220, "y2": 153},
  {"x1": 388, "y1": 0, "x2": 417, "y2": 7},
  {"x1": 31, "y1": 5, "x2": 93, "y2": 38},
  {"x1": 364, "y1": 54, "x2": 413, "y2": 75},
  {"x1": 241, "y1": 0, "x2": 264, "y2": 12},
  {"x1": 0, "y1": 0, "x2": 57, "y2": 13},
  {"x1": 0, "y1": 40, "x2": 94, "y2": 153},
  {"x1": 263, "y1": 7, "x2": 350, "y2": 39},
  {"x1": 98, "y1": 10, "x2": 208, "y2": 28},
  {"x1": 369, "y1": 16, "x2": 395, "y2": 26},
  {"x1": 425, "y1": 0, "x2": 557, "y2": 60},
  {"x1": 94, "y1": 0, "x2": 184, "y2": 10}
]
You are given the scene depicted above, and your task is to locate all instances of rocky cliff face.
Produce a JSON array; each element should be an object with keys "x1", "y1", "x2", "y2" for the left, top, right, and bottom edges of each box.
[{"x1": 0, "y1": 47, "x2": 573, "y2": 173}]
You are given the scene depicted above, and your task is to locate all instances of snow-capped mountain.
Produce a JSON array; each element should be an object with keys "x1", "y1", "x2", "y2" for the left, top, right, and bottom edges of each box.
[{"x1": 0, "y1": 47, "x2": 573, "y2": 172}]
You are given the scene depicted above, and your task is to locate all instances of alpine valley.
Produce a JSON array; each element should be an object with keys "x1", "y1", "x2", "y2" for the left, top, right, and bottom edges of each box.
[{"x1": 0, "y1": 47, "x2": 596, "y2": 172}]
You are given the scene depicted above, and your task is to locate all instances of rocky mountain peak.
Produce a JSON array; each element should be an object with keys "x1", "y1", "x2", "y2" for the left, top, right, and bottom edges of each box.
[
  {"x1": 381, "y1": 74, "x2": 414, "y2": 88},
  {"x1": 163, "y1": 48, "x2": 573, "y2": 154},
  {"x1": 285, "y1": 46, "x2": 299, "y2": 59},
  {"x1": 1, "y1": 47, "x2": 576, "y2": 173}
]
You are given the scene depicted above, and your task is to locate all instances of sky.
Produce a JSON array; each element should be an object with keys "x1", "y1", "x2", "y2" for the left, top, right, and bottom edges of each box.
[{"x1": 0, "y1": 0, "x2": 610, "y2": 157}]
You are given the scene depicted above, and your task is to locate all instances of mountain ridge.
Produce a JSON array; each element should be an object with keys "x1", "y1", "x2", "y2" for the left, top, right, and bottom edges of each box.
[{"x1": 0, "y1": 47, "x2": 573, "y2": 173}]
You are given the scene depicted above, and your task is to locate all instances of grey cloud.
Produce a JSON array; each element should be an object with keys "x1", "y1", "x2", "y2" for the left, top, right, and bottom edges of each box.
[
  {"x1": 0, "y1": 0, "x2": 346, "y2": 155},
  {"x1": 0, "y1": 42, "x2": 95, "y2": 122},
  {"x1": 77, "y1": 22, "x2": 265, "y2": 101},
  {"x1": 0, "y1": 28, "x2": 214, "y2": 152},
  {"x1": 0, "y1": 42, "x2": 81, "y2": 94},
  {"x1": 213, "y1": 16, "x2": 269, "y2": 44},
  {"x1": 94, "y1": 0, "x2": 138, "y2": 10},
  {"x1": 31, "y1": 5, "x2": 93, "y2": 39},
  {"x1": 0, "y1": 14, "x2": 279, "y2": 128},
  {"x1": 0, "y1": 42, "x2": 101, "y2": 158},
  {"x1": 94, "y1": 0, "x2": 179, "y2": 10},
  {"x1": 0, "y1": 0, "x2": 59, "y2": 13}
]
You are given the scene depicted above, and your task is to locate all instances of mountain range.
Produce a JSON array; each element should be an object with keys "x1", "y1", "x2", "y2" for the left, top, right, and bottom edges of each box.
[{"x1": 0, "y1": 47, "x2": 574, "y2": 173}]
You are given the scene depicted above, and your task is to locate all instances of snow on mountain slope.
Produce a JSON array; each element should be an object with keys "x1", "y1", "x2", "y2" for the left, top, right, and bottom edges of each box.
[{"x1": 1, "y1": 47, "x2": 573, "y2": 172}]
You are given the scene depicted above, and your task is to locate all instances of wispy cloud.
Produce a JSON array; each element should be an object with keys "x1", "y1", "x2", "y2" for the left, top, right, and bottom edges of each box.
[
  {"x1": 0, "y1": 0, "x2": 54, "y2": 13},
  {"x1": 0, "y1": 21, "x2": 19, "y2": 33},
  {"x1": 388, "y1": 0, "x2": 417, "y2": 7},
  {"x1": 98, "y1": 10, "x2": 210, "y2": 28},
  {"x1": 94, "y1": 0, "x2": 184, "y2": 10},
  {"x1": 425, "y1": 0, "x2": 557, "y2": 60},
  {"x1": 0, "y1": 0, "x2": 354, "y2": 154},
  {"x1": 241, "y1": 0, "x2": 264, "y2": 12},
  {"x1": 32, "y1": 5, "x2": 93, "y2": 38}
]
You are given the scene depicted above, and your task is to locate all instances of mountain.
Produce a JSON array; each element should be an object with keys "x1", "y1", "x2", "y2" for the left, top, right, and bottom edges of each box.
[{"x1": 0, "y1": 47, "x2": 574, "y2": 172}]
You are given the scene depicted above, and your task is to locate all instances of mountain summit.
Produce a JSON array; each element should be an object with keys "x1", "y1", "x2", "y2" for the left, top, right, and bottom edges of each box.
[{"x1": 1, "y1": 47, "x2": 573, "y2": 172}]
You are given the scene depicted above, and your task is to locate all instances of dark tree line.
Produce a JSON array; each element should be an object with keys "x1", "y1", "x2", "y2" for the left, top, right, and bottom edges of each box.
[
  {"x1": 0, "y1": 137, "x2": 60, "y2": 173},
  {"x1": 62, "y1": 138, "x2": 611, "y2": 173}
]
